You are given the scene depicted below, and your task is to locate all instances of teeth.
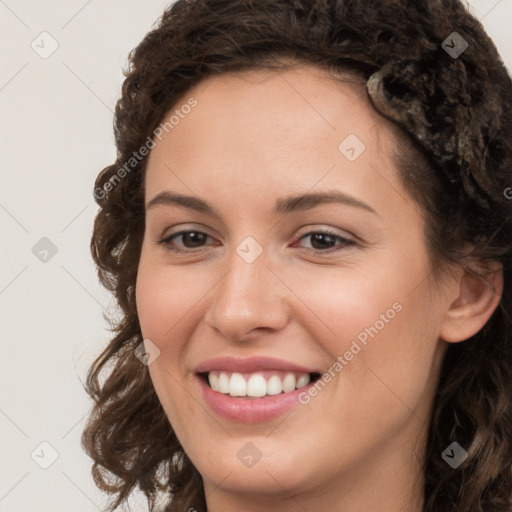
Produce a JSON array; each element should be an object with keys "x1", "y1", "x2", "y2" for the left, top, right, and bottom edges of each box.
[
  {"x1": 296, "y1": 373, "x2": 310, "y2": 388},
  {"x1": 218, "y1": 372, "x2": 230, "y2": 394},
  {"x1": 282, "y1": 373, "x2": 296, "y2": 393},
  {"x1": 247, "y1": 374, "x2": 267, "y2": 397},
  {"x1": 208, "y1": 372, "x2": 219, "y2": 391},
  {"x1": 266, "y1": 375, "x2": 282, "y2": 395},
  {"x1": 229, "y1": 373, "x2": 247, "y2": 396},
  {"x1": 207, "y1": 371, "x2": 311, "y2": 397}
]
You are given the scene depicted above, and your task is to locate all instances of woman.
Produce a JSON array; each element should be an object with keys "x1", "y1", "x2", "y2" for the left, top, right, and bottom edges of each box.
[{"x1": 82, "y1": 0, "x2": 512, "y2": 510}]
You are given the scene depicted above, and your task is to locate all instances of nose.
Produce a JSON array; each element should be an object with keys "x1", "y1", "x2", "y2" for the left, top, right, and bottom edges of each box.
[{"x1": 203, "y1": 249, "x2": 290, "y2": 341}]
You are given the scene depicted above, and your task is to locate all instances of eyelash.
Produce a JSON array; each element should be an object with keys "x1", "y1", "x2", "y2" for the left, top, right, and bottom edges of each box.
[{"x1": 157, "y1": 228, "x2": 356, "y2": 255}]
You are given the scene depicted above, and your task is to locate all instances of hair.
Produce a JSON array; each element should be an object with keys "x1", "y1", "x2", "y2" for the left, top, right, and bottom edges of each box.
[{"x1": 82, "y1": 0, "x2": 512, "y2": 510}]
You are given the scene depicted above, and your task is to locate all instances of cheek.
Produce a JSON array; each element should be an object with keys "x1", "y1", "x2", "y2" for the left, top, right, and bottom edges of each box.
[
  {"x1": 135, "y1": 259, "x2": 205, "y2": 349},
  {"x1": 135, "y1": 257, "x2": 217, "y2": 425},
  {"x1": 275, "y1": 259, "x2": 409, "y2": 350},
  {"x1": 280, "y1": 257, "x2": 441, "y2": 412},
  {"x1": 135, "y1": 262, "x2": 202, "y2": 433}
]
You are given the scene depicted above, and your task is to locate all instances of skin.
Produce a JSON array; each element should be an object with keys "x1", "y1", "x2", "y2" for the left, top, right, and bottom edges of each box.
[{"x1": 135, "y1": 64, "x2": 502, "y2": 512}]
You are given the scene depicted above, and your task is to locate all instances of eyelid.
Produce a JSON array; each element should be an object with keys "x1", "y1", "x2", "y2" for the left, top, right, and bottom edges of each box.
[
  {"x1": 292, "y1": 229, "x2": 356, "y2": 253},
  {"x1": 160, "y1": 224, "x2": 354, "y2": 241},
  {"x1": 159, "y1": 223, "x2": 217, "y2": 241},
  {"x1": 157, "y1": 225, "x2": 358, "y2": 255},
  {"x1": 295, "y1": 225, "x2": 354, "y2": 241},
  {"x1": 157, "y1": 228, "x2": 217, "y2": 252}
]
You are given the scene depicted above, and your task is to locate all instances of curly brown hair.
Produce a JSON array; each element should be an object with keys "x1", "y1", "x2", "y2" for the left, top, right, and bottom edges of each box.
[{"x1": 82, "y1": 0, "x2": 512, "y2": 510}]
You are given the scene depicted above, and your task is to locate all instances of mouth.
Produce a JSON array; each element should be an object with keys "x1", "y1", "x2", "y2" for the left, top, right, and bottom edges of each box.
[
  {"x1": 198, "y1": 370, "x2": 321, "y2": 399},
  {"x1": 194, "y1": 356, "x2": 323, "y2": 422}
]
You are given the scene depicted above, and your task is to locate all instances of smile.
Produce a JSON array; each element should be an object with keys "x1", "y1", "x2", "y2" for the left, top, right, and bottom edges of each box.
[
  {"x1": 203, "y1": 370, "x2": 318, "y2": 398},
  {"x1": 195, "y1": 357, "x2": 322, "y2": 422}
]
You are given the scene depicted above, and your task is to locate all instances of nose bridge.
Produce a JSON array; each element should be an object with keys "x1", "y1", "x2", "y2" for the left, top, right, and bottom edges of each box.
[{"x1": 204, "y1": 245, "x2": 289, "y2": 340}]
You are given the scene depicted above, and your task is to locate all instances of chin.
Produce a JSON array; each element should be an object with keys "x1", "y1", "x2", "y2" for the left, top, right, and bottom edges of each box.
[{"x1": 193, "y1": 442, "x2": 315, "y2": 496}]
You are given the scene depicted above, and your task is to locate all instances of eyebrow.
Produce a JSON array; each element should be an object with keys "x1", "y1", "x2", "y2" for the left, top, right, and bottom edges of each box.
[{"x1": 146, "y1": 190, "x2": 378, "y2": 217}]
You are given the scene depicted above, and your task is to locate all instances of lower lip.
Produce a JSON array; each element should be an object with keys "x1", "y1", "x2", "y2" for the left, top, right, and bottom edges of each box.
[{"x1": 197, "y1": 375, "x2": 313, "y2": 423}]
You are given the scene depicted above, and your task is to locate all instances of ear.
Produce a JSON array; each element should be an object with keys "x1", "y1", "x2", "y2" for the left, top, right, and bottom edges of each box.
[{"x1": 439, "y1": 261, "x2": 503, "y2": 343}]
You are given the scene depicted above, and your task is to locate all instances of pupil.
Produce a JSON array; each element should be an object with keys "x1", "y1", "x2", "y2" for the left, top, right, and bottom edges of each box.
[
  {"x1": 311, "y1": 233, "x2": 335, "y2": 250},
  {"x1": 184, "y1": 232, "x2": 206, "y2": 247}
]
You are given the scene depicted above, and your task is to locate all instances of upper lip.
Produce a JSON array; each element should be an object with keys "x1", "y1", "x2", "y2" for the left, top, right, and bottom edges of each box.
[{"x1": 195, "y1": 356, "x2": 321, "y2": 375}]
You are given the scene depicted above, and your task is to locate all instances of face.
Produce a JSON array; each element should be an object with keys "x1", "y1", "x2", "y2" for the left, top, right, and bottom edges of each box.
[{"x1": 136, "y1": 65, "x2": 451, "y2": 510}]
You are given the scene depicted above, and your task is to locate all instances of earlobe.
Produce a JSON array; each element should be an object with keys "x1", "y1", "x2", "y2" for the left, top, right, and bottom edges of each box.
[{"x1": 439, "y1": 262, "x2": 503, "y2": 343}]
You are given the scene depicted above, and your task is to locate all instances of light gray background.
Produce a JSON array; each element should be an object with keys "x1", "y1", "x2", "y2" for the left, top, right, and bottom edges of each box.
[{"x1": 1, "y1": 1, "x2": 511, "y2": 511}]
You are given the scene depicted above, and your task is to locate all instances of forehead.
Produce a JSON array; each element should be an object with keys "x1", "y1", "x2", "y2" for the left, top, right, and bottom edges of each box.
[
  {"x1": 143, "y1": 64, "x2": 405, "y2": 219},
  {"x1": 147, "y1": 64, "x2": 391, "y2": 150},
  {"x1": 168, "y1": 64, "x2": 382, "y2": 147}
]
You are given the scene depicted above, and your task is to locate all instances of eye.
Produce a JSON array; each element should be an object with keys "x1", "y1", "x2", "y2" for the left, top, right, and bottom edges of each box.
[
  {"x1": 157, "y1": 228, "x2": 356, "y2": 254},
  {"x1": 157, "y1": 230, "x2": 214, "y2": 253},
  {"x1": 293, "y1": 230, "x2": 356, "y2": 253}
]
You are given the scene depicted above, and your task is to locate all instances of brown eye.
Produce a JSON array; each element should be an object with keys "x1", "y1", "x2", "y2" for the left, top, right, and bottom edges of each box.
[
  {"x1": 174, "y1": 231, "x2": 209, "y2": 248},
  {"x1": 295, "y1": 230, "x2": 356, "y2": 253},
  {"x1": 158, "y1": 230, "x2": 213, "y2": 252}
]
